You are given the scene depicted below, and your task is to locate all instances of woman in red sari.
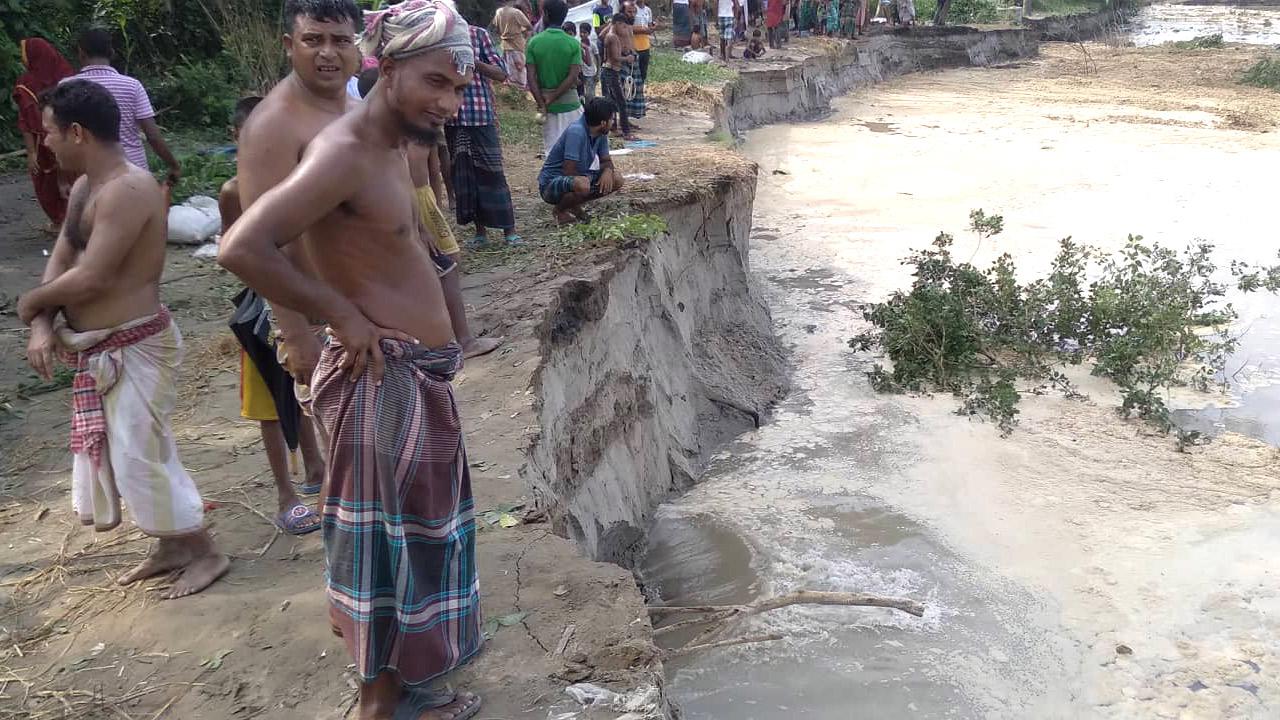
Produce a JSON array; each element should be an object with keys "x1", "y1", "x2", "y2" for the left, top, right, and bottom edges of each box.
[{"x1": 12, "y1": 38, "x2": 75, "y2": 232}]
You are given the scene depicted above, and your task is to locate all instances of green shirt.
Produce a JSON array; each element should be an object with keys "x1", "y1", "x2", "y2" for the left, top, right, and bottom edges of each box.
[{"x1": 525, "y1": 28, "x2": 583, "y2": 114}]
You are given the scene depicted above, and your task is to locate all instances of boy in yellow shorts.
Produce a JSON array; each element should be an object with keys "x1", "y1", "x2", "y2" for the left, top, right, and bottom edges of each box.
[
  {"x1": 221, "y1": 96, "x2": 325, "y2": 535},
  {"x1": 408, "y1": 141, "x2": 503, "y2": 359}
]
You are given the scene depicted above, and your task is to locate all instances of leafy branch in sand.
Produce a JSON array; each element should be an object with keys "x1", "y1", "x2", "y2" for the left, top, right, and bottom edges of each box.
[
  {"x1": 849, "y1": 211, "x2": 1280, "y2": 447},
  {"x1": 1242, "y1": 56, "x2": 1280, "y2": 92}
]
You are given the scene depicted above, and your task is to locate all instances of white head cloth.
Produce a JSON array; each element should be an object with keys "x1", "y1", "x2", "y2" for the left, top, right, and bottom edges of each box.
[{"x1": 359, "y1": 0, "x2": 474, "y2": 73}]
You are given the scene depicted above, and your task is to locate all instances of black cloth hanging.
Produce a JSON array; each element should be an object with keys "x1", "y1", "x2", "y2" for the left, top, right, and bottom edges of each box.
[{"x1": 228, "y1": 287, "x2": 301, "y2": 450}]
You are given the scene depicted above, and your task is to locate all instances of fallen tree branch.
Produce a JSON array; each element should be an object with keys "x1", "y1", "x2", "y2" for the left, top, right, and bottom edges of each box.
[
  {"x1": 652, "y1": 609, "x2": 737, "y2": 637},
  {"x1": 663, "y1": 633, "x2": 784, "y2": 659},
  {"x1": 650, "y1": 590, "x2": 925, "y2": 620}
]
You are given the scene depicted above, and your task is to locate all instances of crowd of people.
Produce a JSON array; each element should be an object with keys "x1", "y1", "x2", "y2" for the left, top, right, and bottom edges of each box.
[
  {"x1": 670, "y1": 0, "x2": 916, "y2": 56},
  {"x1": 8, "y1": 0, "x2": 910, "y2": 716}
]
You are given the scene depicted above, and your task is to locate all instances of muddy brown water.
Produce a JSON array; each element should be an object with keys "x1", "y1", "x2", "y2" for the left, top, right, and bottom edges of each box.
[
  {"x1": 1131, "y1": 3, "x2": 1280, "y2": 45},
  {"x1": 641, "y1": 41, "x2": 1280, "y2": 720}
]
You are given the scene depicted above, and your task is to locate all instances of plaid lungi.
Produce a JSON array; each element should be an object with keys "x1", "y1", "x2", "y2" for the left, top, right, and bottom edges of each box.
[
  {"x1": 445, "y1": 124, "x2": 517, "y2": 232},
  {"x1": 625, "y1": 60, "x2": 646, "y2": 120},
  {"x1": 310, "y1": 338, "x2": 482, "y2": 686}
]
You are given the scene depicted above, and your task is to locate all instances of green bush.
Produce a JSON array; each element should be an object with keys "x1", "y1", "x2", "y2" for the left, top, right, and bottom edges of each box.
[
  {"x1": 1169, "y1": 33, "x2": 1225, "y2": 50},
  {"x1": 153, "y1": 55, "x2": 240, "y2": 128},
  {"x1": 1023, "y1": 0, "x2": 1107, "y2": 18},
  {"x1": 850, "y1": 211, "x2": 1280, "y2": 447},
  {"x1": 947, "y1": 0, "x2": 1000, "y2": 24},
  {"x1": 1242, "y1": 56, "x2": 1280, "y2": 91},
  {"x1": 169, "y1": 151, "x2": 236, "y2": 203}
]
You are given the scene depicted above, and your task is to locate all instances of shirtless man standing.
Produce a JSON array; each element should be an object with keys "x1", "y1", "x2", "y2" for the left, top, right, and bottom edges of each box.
[
  {"x1": 19, "y1": 80, "x2": 227, "y2": 599},
  {"x1": 235, "y1": 0, "x2": 362, "y2": 404},
  {"x1": 219, "y1": 2, "x2": 483, "y2": 719}
]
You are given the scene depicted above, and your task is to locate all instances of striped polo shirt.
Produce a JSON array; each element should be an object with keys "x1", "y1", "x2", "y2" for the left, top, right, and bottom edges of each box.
[{"x1": 62, "y1": 65, "x2": 156, "y2": 170}]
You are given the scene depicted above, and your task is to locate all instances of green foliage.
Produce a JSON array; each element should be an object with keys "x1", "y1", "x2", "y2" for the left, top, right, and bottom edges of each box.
[
  {"x1": 168, "y1": 150, "x2": 236, "y2": 203},
  {"x1": 915, "y1": 0, "x2": 1002, "y2": 25},
  {"x1": 550, "y1": 213, "x2": 669, "y2": 251},
  {"x1": 1022, "y1": 0, "x2": 1107, "y2": 19},
  {"x1": 0, "y1": 366, "x2": 77, "y2": 419},
  {"x1": 198, "y1": 0, "x2": 287, "y2": 94},
  {"x1": 467, "y1": 213, "x2": 669, "y2": 272},
  {"x1": 1169, "y1": 33, "x2": 1225, "y2": 50},
  {"x1": 153, "y1": 55, "x2": 240, "y2": 128},
  {"x1": 496, "y1": 85, "x2": 542, "y2": 148},
  {"x1": 850, "y1": 212, "x2": 1280, "y2": 446},
  {"x1": 1242, "y1": 56, "x2": 1280, "y2": 92},
  {"x1": 2, "y1": 0, "x2": 261, "y2": 150},
  {"x1": 647, "y1": 48, "x2": 738, "y2": 86}
]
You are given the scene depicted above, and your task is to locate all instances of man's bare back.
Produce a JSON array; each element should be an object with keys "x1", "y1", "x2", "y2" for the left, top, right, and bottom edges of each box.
[{"x1": 58, "y1": 165, "x2": 166, "y2": 331}]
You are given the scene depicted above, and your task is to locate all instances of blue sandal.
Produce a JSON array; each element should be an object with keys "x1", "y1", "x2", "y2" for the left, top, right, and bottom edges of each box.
[
  {"x1": 394, "y1": 689, "x2": 482, "y2": 720},
  {"x1": 275, "y1": 503, "x2": 321, "y2": 536}
]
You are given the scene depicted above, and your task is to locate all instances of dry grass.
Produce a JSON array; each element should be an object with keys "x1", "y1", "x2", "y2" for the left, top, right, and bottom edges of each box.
[
  {"x1": 624, "y1": 144, "x2": 758, "y2": 209},
  {"x1": 0, "y1": 524, "x2": 161, "y2": 717},
  {"x1": 174, "y1": 334, "x2": 239, "y2": 423},
  {"x1": 647, "y1": 80, "x2": 726, "y2": 112}
]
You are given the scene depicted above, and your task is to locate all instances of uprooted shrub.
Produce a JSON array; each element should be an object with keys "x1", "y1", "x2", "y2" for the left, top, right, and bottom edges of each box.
[
  {"x1": 849, "y1": 211, "x2": 1280, "y2": 448},
  {"x1": 1242, "y1": 56, "x2": 1280, "y2": 92}
]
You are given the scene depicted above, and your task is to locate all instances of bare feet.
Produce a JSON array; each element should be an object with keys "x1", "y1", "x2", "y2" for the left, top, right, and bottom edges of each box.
[
  {"x1": 553, "y1": 210, "x2": 578, "y2": 226},
  {"x1": 118, "y1": 543, "x2": 191, "y2": 586},
  {"x1": 418, "y1": 692, "x2": 481, "y2": 720},
  {"x1": 162, "y1": 552, "x2": 229, "y2": 599},
  {"x1": 461, "y1": 336, "x2": 503, "y2": 359}
]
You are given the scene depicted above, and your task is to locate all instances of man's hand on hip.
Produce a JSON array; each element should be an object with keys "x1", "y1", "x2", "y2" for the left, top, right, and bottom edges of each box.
[{"x1": 328, "y1": 311, "x2": 419, "y2": 387}]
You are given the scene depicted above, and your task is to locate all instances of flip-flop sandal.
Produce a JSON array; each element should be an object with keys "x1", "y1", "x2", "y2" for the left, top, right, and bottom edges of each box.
[
  {"x1": 394, "y1": 689, "x2": 481, "y2": 720},
  {"x1": 503, "y1": 234, "x2": 525, "y2": 246},
  {"x1": 275, "y1": 503, "x2": 321, "y2": 535},
  {"x1": 296, "y1": 480, "x2": 323, "y2": 495}
]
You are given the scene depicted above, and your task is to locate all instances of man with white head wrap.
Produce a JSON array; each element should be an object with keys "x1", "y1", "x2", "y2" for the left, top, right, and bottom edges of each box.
[{"x1": 219, "y1": 2, "x2": 485, "y2": 718}]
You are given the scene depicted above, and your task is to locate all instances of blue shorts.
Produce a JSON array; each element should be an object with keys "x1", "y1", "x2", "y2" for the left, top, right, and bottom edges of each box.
[{"x1": 540, "y1": 173, "x2": 600, "y2": 205}]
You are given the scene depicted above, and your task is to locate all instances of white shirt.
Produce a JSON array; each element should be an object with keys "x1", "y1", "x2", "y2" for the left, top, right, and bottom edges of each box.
[
  {"x1": 636, "y1": 4, "x2": 653, "y2": 27},
  {"x1": 718, "y1": 0, "x2": 736, "y2": 18}
]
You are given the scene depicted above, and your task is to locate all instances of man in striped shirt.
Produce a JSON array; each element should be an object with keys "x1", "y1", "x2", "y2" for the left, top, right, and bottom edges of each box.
[{"x1": 66, "y1": 28, "x2": 181, "y2": 185}]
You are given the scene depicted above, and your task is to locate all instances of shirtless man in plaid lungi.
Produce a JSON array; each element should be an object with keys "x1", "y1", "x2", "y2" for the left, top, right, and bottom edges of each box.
[{"x1": 219, "y1": 2, "x2": 484, "y2": 719}]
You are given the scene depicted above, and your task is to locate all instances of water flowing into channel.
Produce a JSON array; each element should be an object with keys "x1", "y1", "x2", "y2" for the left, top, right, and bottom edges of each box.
[{"x1": 641, "y1": 43, "x2": 1280, "y2": 720}]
